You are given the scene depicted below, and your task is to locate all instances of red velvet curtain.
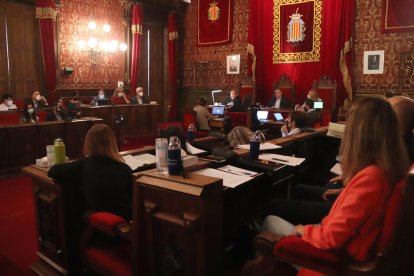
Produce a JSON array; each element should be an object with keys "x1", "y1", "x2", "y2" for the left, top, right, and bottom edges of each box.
[
  {"x1": 248, "y1": 0, "x2": 354, "y2": 108},
  {"x1": 130, "y1": 3, "x2": 143, "y2": 96},
  {"x1": 382, "y1": 0, "x2": 414, "y2": 33},
  {"x1": 168, "y1": 12, "x2": 178, "y2": 121},
  {"x1": 35, "y1": 0, "x2": 57, "y2": 103}
]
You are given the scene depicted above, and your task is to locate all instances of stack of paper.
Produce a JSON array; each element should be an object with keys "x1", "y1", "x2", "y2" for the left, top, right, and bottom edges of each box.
[
  {"x1": 194, "y1": 165, "x2": 258, "y2": 188},
  {"x1": 330, "y1": 163, "x2": 342, "y2": 175},
  {"x1": 327, "y1": 122, "x2": 345, "y2": 138},
  {"x1": 186, "y1": 142, "x2": 207, "y2": 155},
  {"x1": 123, "y1": 153, "x2": 156, "y2": 170},
  {"x1": 236, "y1": 142, "x2": 281, "y2": 150},
  {"x1": 183, "y1": 155, "x2": 198, "y2": 168},
  {"x1": 259, "y1": 153, "x2": 305, "y2": 166}
]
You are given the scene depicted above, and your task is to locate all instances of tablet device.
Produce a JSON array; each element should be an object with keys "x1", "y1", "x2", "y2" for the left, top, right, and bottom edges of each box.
[{"x1": 274, "y1": 112, "x2": 284, "y2": 121}]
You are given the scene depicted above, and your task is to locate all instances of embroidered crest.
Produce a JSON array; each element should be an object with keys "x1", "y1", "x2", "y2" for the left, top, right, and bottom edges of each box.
[
  {"x1": 208, "y1": 1, "x2": 220, "y2": 21},
  {"x1": 287, "y1": 8, "x2": 306, "y2": 45}
]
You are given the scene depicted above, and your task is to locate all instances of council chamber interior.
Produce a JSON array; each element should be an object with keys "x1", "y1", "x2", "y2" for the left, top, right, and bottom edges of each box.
[{"x1": 0, "y1": 0, "x2": 414, "y2": 275}]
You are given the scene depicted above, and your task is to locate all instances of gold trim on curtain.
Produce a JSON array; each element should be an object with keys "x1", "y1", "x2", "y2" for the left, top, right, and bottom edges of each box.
[{"x1": 35, "y1": 7, "x2": 57, "y2": 20}]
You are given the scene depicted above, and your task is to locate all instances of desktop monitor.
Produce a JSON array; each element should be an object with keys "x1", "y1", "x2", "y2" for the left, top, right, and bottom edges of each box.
[
  {"x1": 313, "y1": 101, "x2": 323, "y2": 109},
  {"x1": 257, "y1": 110, "x2": 269, "y2": 120},
  {"x1": 211, "y1": 106, "x2": 225, "y2": 117}
]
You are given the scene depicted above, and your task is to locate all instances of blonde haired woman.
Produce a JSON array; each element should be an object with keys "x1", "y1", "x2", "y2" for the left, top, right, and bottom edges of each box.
[
  {"x1": 48, "y1": 124, "x2": 133, "y2": 220},
  {"x1": 262, "y1": 97, "x2": 409, "y2": 274}
]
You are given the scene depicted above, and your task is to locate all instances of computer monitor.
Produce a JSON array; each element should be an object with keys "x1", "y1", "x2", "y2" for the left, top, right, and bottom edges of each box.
[
  {"x1": 97, "y1": 99, "x2": 109, "y2": 106},
  {"x1": 257, "y1": 110, "x2": 269, "y2": 120},
  {"x1": 211, "y1": 106, "x2": 225, "y2": 117},
  {"x1": 313, "y1": 101, "x2": 323, "y2": 109},
  {"x1": 274, "y1": 112, "x2": 284, "y2": 121}
]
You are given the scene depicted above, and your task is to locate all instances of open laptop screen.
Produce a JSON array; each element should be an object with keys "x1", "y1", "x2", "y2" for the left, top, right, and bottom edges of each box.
[
  {"x1": 274, "y1": 112, "x2": 284, "y2": 121},
  {"x1": 212, "y1": 106, "x2": 225, "y2": 116},
  {"x1": 257, "y1": 110, "x2": 269, "y2": 120},
  {"x1": 98, "y1": 99, "x2": 109, "y2": 106},
  {"x1": 313, "y1": 101, "x2": 323, "y2": 109}
]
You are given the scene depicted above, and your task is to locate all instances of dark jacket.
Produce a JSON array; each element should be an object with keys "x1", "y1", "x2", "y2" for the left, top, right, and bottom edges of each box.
[
  {"x1": 46, "y1": 108, "x2": 69, "y2": 121},
  {"x1": 131, "y1": 95, "x2": 150, "y2": 104},
  {"x1": 222, "y1": 96, "x2": 244, "y2": 112},
  {"x1": 48, "y1": 156, "x2": 133, "y2": 220},
  {"x1": 268, "y1": 96, "x2": 290, "y2": 108}
]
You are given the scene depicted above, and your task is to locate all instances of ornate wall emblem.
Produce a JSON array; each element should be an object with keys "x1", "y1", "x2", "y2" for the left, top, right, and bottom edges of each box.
[
  {"x1": 287, "y1": 9, "x2": 306, "y2": 45},
  {"x1": 208, "y1": 1, "x2": 220, "y2": 21}
]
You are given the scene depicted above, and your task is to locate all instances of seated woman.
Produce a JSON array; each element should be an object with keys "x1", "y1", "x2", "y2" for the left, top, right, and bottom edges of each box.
[
  {"x1": 48, "y1": 124, "x2": 133, "y2": 220},
  {"x1": 262, "y1": 97, "x2": 409, "y2": 274},
  {"x1": 89, "y1": 88, "x2": 107, "y2": 106},
  {"x1": 280, "y1": 111, "x2": 306, "y2": 137},
  {"x1": 20, "y1": 102, "x2": 39, "y2": 123},
  {"x1": 111, "y1": 87, "x2": 130, "y2": 105}
]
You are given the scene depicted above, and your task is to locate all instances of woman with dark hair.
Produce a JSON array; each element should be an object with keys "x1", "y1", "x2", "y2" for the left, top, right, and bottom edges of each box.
[
  {"x1": 48, "y1": 124, "x2": 133, "y2": 220},
  {"x1": 20, "y1": 102, "x2": 39, "y2": 123},
  {"x1": 262, "y1": 97, "x2": 409, "y2": 274}
]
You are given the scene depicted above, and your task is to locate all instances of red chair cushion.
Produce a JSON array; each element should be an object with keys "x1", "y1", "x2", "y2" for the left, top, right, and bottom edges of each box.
[
  {"x1": 14, "y1": 100, "x2": 25, "y2": 109},
  {"x1": 157, "y1": 122, "x2": 183, "y2": 131},
  {"x1": 274, "y1": 235, "x2": 340, "y2": 275},
  {"x1": 196, "y1": 130, "x2": 209, "y2": 138},
  {"x1": 86, "y1": 242, "x2": 131, "y2": 276},
  {"x1": 0, "y1": 112, "x2": 21, "y2": 125},
  {"x1": 316, "y1": 88, "x2": 334, "y2": 110},
  {"x1": 89, "y1": 212, "x2": 127, "y2": 237},
  {"x1": 183, "y1": 111, "x2": 196, "y2": 130},
  {"x1": 37, "y1": 111, "x2": 48, "y2": 122},
  {"x1": 228, "y1": 112, "x2": 248, "y2": 129}
]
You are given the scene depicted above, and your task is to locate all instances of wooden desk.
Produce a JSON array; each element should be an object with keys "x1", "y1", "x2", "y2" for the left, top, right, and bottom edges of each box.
[
  {"x1": 209, "y1": 118, "x2": 225, "y2": 132},
  {"x1": 0, "y1": 118, "x2": 102, "y2": 171},
  {"x1": 80, "y1": 104, "x2": 159, "y2": 138}
]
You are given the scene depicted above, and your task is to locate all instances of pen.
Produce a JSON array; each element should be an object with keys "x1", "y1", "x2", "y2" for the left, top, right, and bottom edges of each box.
[{"x1": 271, "y1": 157, "x2": 288, "y2": 163}]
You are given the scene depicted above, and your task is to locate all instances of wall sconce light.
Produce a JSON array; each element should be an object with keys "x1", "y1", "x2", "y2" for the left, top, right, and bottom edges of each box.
[{"x1": 77, "y1": 21, "x2": 127, "y2": 65}]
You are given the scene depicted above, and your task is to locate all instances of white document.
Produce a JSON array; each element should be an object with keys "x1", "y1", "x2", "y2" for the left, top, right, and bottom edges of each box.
[
  {"x1": 330, "y1": 163, "x2": 342, "y2": 176},
  {"x1": 218, "y1": 165, "x2": 259, "y2": 177},
  {"x1": 236, "y1": 142, "x2": 281, "y2": 150},
  {"x1": 259, "y1": 153, "x2": 305, "y2": 166},
  {"x1": 186, "y1": 142, "x2": 207, "y2": 155},
  {"x1": 327, "y1": 122, "x2": 345, "y2": 138},
  {"x1": 123, "y1": 153, "x2": 156, "y2": 170},
  {"x1": 194, "y1": 168, "x2": 252, "y2": 188}
]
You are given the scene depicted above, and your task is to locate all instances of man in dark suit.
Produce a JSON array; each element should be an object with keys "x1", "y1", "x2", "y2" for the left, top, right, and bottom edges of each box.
[
  {"x1": 268, "y1": 88, "x2": 289, "y2": 108},
  {"x1": 222, "y1": 89, "x2": 244, "y2": 112},
  {"x1": 131, "y1": 87, "x2": 150, "y2": 104}
]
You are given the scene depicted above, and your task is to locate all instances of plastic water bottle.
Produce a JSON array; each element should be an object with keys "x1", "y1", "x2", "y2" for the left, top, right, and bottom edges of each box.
[
  {"x1": 155, "y1": 138, "x2": 168, "y2": 173},
  {"x1": 187, "y1": 124, "x2": 196, "y2": 142},
  {"x1": 167, "y1": 136, "x2": 182, "y2": 175},
  {"x1": 53, "y1": 138, "x2": 66, "y2": 164},
  {"x1": 249, "y1": 131, "x2": 262, "y2": 161}
]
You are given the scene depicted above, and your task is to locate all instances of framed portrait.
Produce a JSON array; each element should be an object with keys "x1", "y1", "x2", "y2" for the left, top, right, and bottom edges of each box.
[
  {"x1": 226, "y1": 54, "x2": 240, "y2": 74},
  {"x1": 363, "y1": 50, "x2": 384, "y2": 74}
]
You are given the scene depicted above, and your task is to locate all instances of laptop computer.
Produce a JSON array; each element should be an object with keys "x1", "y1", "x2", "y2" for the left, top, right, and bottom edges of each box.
[
  {"x1": 257, "y1": 110, "x2": 270, "y2": 122},
  {"x1": 97, "y1": 99, "x2": 109, "y2": 106},
  {"x1": 211, "y1": 106, "x2": 225, "y2": 118},
  {"x1": 313, "y1": 101, "x2": 323, "y2": 109},
  {"x1": 274, "y1": 112, "x2": 284, "y2": 121}
]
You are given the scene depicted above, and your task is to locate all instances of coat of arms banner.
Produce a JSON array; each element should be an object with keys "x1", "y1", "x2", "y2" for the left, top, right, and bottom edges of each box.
[
  {"x1": 273, "y1": 0, "x2": 322, "y2": 64},
  {"x1": 198, "y1": 0, "x2": 232, "y2": 46}
]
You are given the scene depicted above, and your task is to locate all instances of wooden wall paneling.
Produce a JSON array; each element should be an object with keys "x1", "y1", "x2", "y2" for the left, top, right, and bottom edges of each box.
[
  {"x1": 66, "y1": 120, "x2": 91, "y2": 159},
  {"x1": 114, "y1": 105, "x2": 132, "y2": 137},
  {"x1": 133, "y1": 105, "x2": 150, "y2": 133},
  {"x1": 8, "y1": 124, "x2": 37, "y2": 167},
  {"x1": 36, "y1": 121, "x2": 66, "y2": 158},
  {"x1": 0, "y1": 2, "x2": 8, "y2": 94}
]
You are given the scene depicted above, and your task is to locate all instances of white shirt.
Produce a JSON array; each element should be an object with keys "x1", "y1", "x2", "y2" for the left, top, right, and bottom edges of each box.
[
  {"x1": 274, "y1": 98, "x2": 281, "y2": 108},
  {"x1": 0, "y1": 103, "x2": 17, "y2": 111},
  {"x1": 282, "y1": 127, "x2": 301, "y2": 137},
  {"x1": 193, "y1": 105, "x2": 214, "y2": 131}
]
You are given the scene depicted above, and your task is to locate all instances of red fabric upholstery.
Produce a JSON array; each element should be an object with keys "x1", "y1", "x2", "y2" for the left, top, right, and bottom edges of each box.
[
  {"x1": 319, "y1": 112, "x2": 332, "y2": 126},
  {"x1": 89, "y1": 212, "x2": 127, "y2": 237},
  {"x1": 86, "y1": 242, "x2": 131, "y2": 276},
  {"x1": 316, "y1": 88, "x2": 334, "y2": 110},
  {"x1": 239, "y1": 87, "x2": 253, "y2": 102},
  {"x1": 197, "y1": 130, "x2": 209, "y2": 138},
  {"x1": 0, "y1": 113, "x2": 21, "y2": 125},
  {"x1": 228, "y1": 112, "x2": 248, "y2": 129},
  {"x1": 14, "y1": 100, "x2": 25, "y2": 109},
  {"x1": 37, "y1": 111, "x2": 48, "y2": 122},
  {"x1": 183, "y1": 111, "x2": 196, "y2": 130},
  {"x1": 274, "y1": 235, "x2": 340, "y2": 275},
  {"x1": 280, "y1": 87, "x2": 294, "y2": 106},
  {"x1": 157, "y1": 122, "x2": 183, "y2": 131}
]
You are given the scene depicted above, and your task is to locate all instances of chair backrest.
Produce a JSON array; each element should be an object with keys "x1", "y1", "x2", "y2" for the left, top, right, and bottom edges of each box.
[
  {"x1": 312, "y1": 75, "x2": 337, "y2": 111},
  {"x1": 273, "y1": 74, "x2": 296, "y2": 107},
  {"x1": 238, "y1": 82, "x2": 255, "y2": 104},
  {"x1": 183, "y1": 110, "x2": 196, "y2": 130}
]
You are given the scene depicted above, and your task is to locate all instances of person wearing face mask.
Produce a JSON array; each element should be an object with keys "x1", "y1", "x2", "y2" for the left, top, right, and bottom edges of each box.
[
  {"x1": 31, "y1": 90, "x2": 48, "y2": 110},
  {"x1": 131, "y1": 87, "x2": 150, "y2": 104},
  {"x1": 46, "y1": 98, "x2": 69, "y2": 121},
  {"x1": 0, "y1": 93, "x2": 18, "y2": 111},
  {"x1": 222, "y1": 89, "x2": 244, "y2": 112},
  {"x1": 67, "y1": 93, "x2": 83, "y2": 119},
  {"x1": 20, "y1": 102, "x2": 39, "y2": 123},
  {"x1": 90, "y1": 88, "x2": 108, "y2": 106},
  {"x1": 111, "y1": 87, "x2": 130, "y2": 105}
]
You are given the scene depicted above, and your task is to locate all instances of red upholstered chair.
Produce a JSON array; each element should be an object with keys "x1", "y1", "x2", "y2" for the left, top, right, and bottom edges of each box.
[
  {"x1": 82, "y1": 212, "x2": 132, "y2": 276},
  {"x1": 157, "y1": 121, "x2": 183, "y2": 137},
  {"x1": 37, "y1": 111, "x2": 48, "y2": 122},
  {"x1": 245, "y1": 172, "x2": 411, "y2": 276},
  {"x1": 14, "y1": 100, "x2": 25, "y2": 109},
  {"x1": 312, "y1": 75, "x2": 337, "y2": 111},
  {"x1": 238, "y1": 82, "x2": 256, "y2": 105},
  {"x1": 228, "y1": 111, "x2": 249, "y2": 129},
  {"x1": 273, "y1": 74, "x2": 296, "y2": 107},
  {"x1": 183, "y1": 110, "x2": 209, "y2": 138},
  {"x1": 0, "y1": 112, "x2": 21, "y2": 124}
]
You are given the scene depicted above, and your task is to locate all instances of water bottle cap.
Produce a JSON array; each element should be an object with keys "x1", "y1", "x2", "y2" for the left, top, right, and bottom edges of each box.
[
  {"x1": 169, "y1": 136, "x2": 181, "y2": 146},
  {"x1": 55, "y1": 138, "x2": 63, "y2": 143},
  {"x1": 188, "y1": 124, "x2": 196, "y2": 131}
]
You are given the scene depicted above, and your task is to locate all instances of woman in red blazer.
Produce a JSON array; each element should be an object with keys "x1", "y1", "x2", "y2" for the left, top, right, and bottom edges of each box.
[{"x1": 263, "y1": 97, "x2": 409, "y2": 275}]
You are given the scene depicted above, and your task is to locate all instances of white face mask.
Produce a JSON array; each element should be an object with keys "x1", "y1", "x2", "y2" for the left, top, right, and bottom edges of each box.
[
  {"x1": 118, "y1": 92, "x2": 123, "y2": 97},
  {"x1": 7, "y1": 100, "x2": 13, "y2": 106},
  {"x1": 98, "y1": 94, "x2": 105, "y2": 99},
  {"x1": 138, "y1": 92, "x2": 144, "y2": 97},
  {"x1": 36, "y1": 95, "x2": 41, "y2": 101},
  {"x1": 28, "y1": 108, "x2": 34, "y2": 114}
]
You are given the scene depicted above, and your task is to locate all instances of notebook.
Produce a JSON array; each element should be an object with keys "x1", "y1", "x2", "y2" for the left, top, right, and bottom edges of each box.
[
  {"x1": 313, "y1": 101, "x2": 323, "y2": 109},
  {"x1": 257, "y1": 110, "x2": 269, "y2": 122},
  {"x1": 212, "y1": 106, "x2": 225, "y2": 117},
  {"x1": 274, "y1": 112, "x2": 284, "y2": 121}
]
